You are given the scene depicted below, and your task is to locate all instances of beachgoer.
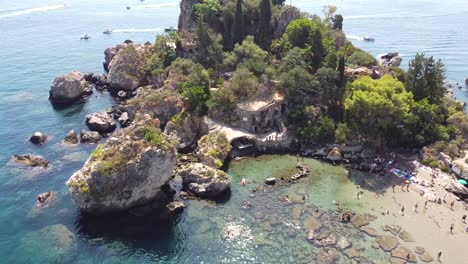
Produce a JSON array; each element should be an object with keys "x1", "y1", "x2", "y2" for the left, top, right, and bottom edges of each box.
[
  {"x1": 241, "y1": 178, "x2": 247, "y2": 186},
  {"x1": 450, "y1": 201, "x2": 455, "y2": 210},
  {"x1": 450, "y1": 223, "x2": 454, "y2": 234},
  {"x1": 463, "y1": 215, "x2": 467, "y2": 223},
  {"x1": 437, "y1": 252, "x2": 442, "y2": 261},
  {"x1": 386, "y1": 210, "x2": 390, "y2": 215},
  {"x1": 414, "y1": 203, "x2": 419, "y2": 213},
  {"x1": 401, "y1": 206, "x2": 405, "y2": 216},
  {"x1": 406, "y1": 183, "x2": 410, "y2": 192},
  {"x1": 424, "y1": 200, "x2": 428, "y2": 209},
  {"x1": 392, "y1": 184, "x2": 396, "y2": 193}
]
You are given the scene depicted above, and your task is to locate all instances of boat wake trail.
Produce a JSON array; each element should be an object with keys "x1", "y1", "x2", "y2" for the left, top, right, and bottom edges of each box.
[
  {"x1": 131, "y1": 3, "x2": 179, "y2": 10},
  {"x1": 112, "y1": 28, "x2": 164, "y2": 33},
  {"x1": 346, "y1": 34, "x2": 364, "y2": 41},
  {"x1": 0, "y1": 4, "x2": 66, "y2": 19}
]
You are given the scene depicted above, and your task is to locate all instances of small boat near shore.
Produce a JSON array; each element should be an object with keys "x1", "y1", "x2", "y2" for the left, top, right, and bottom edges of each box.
[
  {"x1": 164, "y1": 26, "x2": 176, "y2": 33},
  {"x1": 103, "y1": 28, "x2": 112, "y2": 34},
  {"x1": 80, "y1": 33, "x2": 90, "y2": 40},
  {"x1": 126, "y1": 6, "x2": 131, "y2": 10},
  {"x1": 363, "y1": 35, "x2": 375, "y2": 41}
]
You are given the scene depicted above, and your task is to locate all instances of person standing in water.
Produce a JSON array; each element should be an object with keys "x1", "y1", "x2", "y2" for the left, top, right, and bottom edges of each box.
[
  {"x1": 241, "y1": 178, "x2": 246, "y2": 186},
  {"x1": 401, "y1": 205, "x2": 405, "y2": 216}
]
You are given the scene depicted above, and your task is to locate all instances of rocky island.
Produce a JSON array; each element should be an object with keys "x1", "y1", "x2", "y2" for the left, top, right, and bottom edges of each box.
[{"x1": 15, "y1": 0, "x2": 468, "y2": 263}]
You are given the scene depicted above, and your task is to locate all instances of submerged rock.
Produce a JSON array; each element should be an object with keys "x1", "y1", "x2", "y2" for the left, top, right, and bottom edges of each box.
[
  {"x1": 79, "y1": 130, "x2": 102, "y2": 144},
  {"x1": 67, "y1": 119, "x2": 177, "y2": 214},
  {"x1": 15, "y1": 224, "x2": 77, "y2": 263},
  {"x1": 166, "y1": 200, "x2": 186, "y2": 214},
  {"x1": 85, "y1": 111, "x2": 116, "y2": 134},
  {"x1": 336, "y1": 236, "x2": 352, "y2": 250},
  {"x1": 398, "y1": 230, "x2": 415, "y2": 242},
  {"x1": 180, "y1": 163, "x2": 231, "y2": 198},
  {"x1": 382, "y1": 224, "x2": 402, "y2": 236},
  {"x1": 376, "y1": 235, "x2": 399, "y2": 251},
  {"x1": 265, "y1": 177, "x2": 276, "y2": 185},
  {"x1": 360, "y1": 226, "x2": 379, "y2": 237},
  {"x1": 64, "y1": 130, "x2": 79, "y2": 144},
  {"x1": 14, "y1": 154, "x2": 49, "y2": 167},
  {"x1": 49, "y1": 71, "x2": 88, "y2": 105},
  {"x1": 309, "y1": 231, "x2": 337, "y2": 247},
  {"x1": 391, "y1": 246, "x2": 417, "y2": 263},
  {"x1": 29, "y1": 132, "x2": 47, "y2": 144}
]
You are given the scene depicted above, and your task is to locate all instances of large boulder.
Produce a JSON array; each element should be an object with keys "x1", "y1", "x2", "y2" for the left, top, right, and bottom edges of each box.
[
  {"x1": 327, "y1": 147, "x2": 342, "y2": 161},
  {"x1": 379, "y1": 52, "x2": 402, "y2": 67},
  {"x1": 14, "y1": 154, "x2": 50, "y2": 167},
  {"x1": 79, "y1": 130, "x2": 102, "y2": 144},
  {"x1": 67, "y1": 119, "x2": 177, "y2": 214},
  {"x1": 64, "y1": 130, "x2": 79, "y2": 144},
  {"x1": 107, "y1": 44, "x2": 148, "y2": 92},
  {"x1": 164, "y1": 113, "x2": 206, "y2": 151},
  {"x1": 49, "y1": 71, "x2": 88, "y2": 104},
  {"x1": 180, "y1": 162, "x2": 231, "y2": 198},
  {"x1": 103, "y1": 44, "x2": 124, "y2": 72},
  {"x1": 85, "y1": 111, "x2": 116, "y2": 134},
  {"x1": 14, "y1": 224, "x2": 77, "y2": 263},
  {"x1": 29, "y1": 132, "x2": 48, "y2": 144},
  {"x1": 196, "y1": 131, "x2": 232, "y2": 168},
  {"x1": 127, "y1": 86, "x2": 183, "y2": 126}
]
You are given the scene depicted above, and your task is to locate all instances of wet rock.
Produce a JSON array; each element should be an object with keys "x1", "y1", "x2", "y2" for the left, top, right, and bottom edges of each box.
[
  {"x1": 85, "y1": 111, "x2": 116, "y2": 134},
  {"x1": 336, "y1": 236, "x2": 352, "y2": 250},
  {"x1": 91, "y1": 73, "x2": 107, "y2": 86},
  {"x1": 390, "y1": 257, "x2": 407, "y2": 264},
  {"x1": 79, "y1": 130, "x2": 102, "y2": 144},
  {"x1": 420, "y1": 251, "x2": 434, "y2": 262},
  {"x1": 166, "y1": 200, "x2": 185, "y2": 214},
  {"x1": 327, "y1": 147, "x2": 342, "y2": 161},
  {"x1": 343, "y1": 248, "x2": 361, "y2": 259},
  {"x1": 15, "y1": 224, "x2": 77, "y2": 263},
  {"x1": 117, "y1": 90, "x2": 127, "y2": 98},
  {"x1": 49, "y1": 71, "x2": 89, "y2": 105},
  {"x1": 14, "y1": 154, "x2": 50, "y2": 167},
  {"x1": 382, "y1": 224, "x2": 402, "y2": 235},
  {"x1": 118, "y1": 112, "x2": 131, "y2": 127},
  {"x1": 391, "y1": 246, "x2": 417, "y2": 263},
  {"x1": 180, "y1": 163, "x2": 231, "y2": 198},
  {"x1": 371, "y1": 241, "x2": 380, "y2": 249},
  {"x1": 29, "y1": 132, "x2": 48, "y2": 144},
  {"x1": 309, "y1": 231, "x2": 337, "y2": 247},
  {"x1": 292, "y1": 205, "x2": 304, "y2": 220},
  {"x1": 376, "y1": 235, "x2": 399, "y2": 251},
  {"x1": 414, "y1": 246, "x2": 425, "y2": 255},
  {"x1": 351, "y1": 214, "x2": 375, "y2": 227},
  {"x1": 398, "y1": 230, "x2": 415, "y2": 242},
  {"x1": 64, "y1": 130, "x2": 79, "y2": 144},
  {"x1": 37, "y1": 191, "x2": 52, "y2": 204},
  {"x1": 304, "y1": 216, "x2": 322, "y2": 234},
  {"x1": 360, "y1": 226, "x2": 379, "y2": 237},
  {"x1": 265, "y1": 177, "x2": 276, "y2": 185},
  {"x1": 317, "y1": 248, "x2": 340, "y2": 264}
]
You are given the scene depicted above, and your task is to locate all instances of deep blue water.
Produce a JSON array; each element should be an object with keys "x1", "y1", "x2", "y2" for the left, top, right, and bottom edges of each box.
[{"x1": 0, "y1": 0, "x2": 467, "y2": 263}]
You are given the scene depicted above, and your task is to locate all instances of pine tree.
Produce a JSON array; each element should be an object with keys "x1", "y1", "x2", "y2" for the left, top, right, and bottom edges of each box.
[
  {"x1": 233, "y1": 0, "x2": 244, "y2": 45},
  {"x1": 256, "y1": 0, "x2": 273, "y2": 50}
]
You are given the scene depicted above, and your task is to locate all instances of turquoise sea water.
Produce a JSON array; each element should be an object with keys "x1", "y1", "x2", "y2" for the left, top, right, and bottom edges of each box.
[{"x1": 0, "y1": 0, "x2": 467, "y2": 263}]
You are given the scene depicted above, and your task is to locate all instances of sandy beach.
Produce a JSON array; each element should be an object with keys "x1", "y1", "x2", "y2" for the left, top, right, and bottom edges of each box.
[{"x1": 347, "y1": 161, "x2": 468, "y2": 263}]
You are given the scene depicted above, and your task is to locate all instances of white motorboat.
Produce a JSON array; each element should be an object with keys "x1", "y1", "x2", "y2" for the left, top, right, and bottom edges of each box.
[
  {"x1": 363, "y1": 35, "x2": 375, "y2": 41},
  {"x1": 103, "y1": 28, "x2": 112, "y2": 34},
  {"x1": 164, "y1": 26, "x2": 176, "y2": 33},
  {"x1": 81, "y1": 34, "x2": 91, "y2": 40}
]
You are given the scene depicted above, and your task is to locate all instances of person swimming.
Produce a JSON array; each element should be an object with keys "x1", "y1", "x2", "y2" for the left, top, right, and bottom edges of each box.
[{"x1": 241, "y1": 178, "x2": 246, "y2": 186}]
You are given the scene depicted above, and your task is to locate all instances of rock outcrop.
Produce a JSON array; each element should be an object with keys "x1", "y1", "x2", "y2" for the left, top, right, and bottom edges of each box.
[
  {"x1": 164, "y1": 113, "x2": 206, "y2": 151},
  {"x1": 180, "y1": 162, "x2": 231, "y2": 197},
  {"x1": 15, "y1": 225, "x2": 77, "y2": 263},
  {"x1": 128, "y1": 86, "x2": 183, "y2": 126},
  {"x1": 177, "y1": 0, "x2": 202, "y2": 57},
  {"x1": 49, "y1": 71, "x2": 89, "y2": 104},
  {"x1": 67, "y1": 118, "x2": 177, "y2": 214},
  {"x1": 79, "y1": 130, "x2": 102, "y2": 144},
  {"x1": 378, "y1": 52, "x2": 402, "y2": 67},
  {"x1": 64, "y1": 130, "x2": 79, "y2": 144},
  {"x1": 14, "y1": 154, "x2": 50, "y2": 167},
  {"x1": 29, "y1": 132, "x2": 47, "y2": 144},
  {"x1": 85, "y1": 111, "x2": 116, "y2": 134},
  {"x1": 107, "y1": 44, "x2": 148, "y2": 92},
  {"x1": 275, "y1": 5, "x2": 301, "y2": 38},
  {"x1": 196, "y1": 131, "x2": 232, "y2": 168}
]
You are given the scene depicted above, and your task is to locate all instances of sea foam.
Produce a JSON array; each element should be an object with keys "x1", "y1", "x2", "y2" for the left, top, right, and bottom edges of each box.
[{"x1": 0, "y1": 4, "x2": 66, "y2": 19}]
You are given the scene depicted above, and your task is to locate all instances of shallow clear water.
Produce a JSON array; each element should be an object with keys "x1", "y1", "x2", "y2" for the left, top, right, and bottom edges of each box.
[{"x1": 0, "y1": 0, "x2": 467, "y2": 263}]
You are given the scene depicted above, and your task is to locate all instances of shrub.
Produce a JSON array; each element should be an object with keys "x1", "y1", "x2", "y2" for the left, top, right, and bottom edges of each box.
[
  {"x1": 230, "y1": 68, "x2": 259, "y2": 99},
  {"x1": 347, "y1": 50, "x2": 377, "y2": 67},
  {"x1": 428, "y1": 160, "x2": 439, "y2": 168},
  {"x1": 334, "y1": 123, "x2": 349, "y2": 144},
  {"x1": 142, "y1": 127, "x2": 176, "y2": 151}
]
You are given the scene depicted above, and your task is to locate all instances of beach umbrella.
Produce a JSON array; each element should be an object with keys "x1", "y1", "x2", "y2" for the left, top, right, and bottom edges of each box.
[{"x1": 458, "y1": 179, "x2": 468, "y2": 185}]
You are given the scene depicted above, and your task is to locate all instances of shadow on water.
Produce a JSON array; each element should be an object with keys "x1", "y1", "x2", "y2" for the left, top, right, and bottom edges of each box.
[
  {"x1": 347, "y1": 170, "x2": 401, "y2": 193},
  {"x1": 75, "y1": 209, "x2": 183, "y2": 252}
]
